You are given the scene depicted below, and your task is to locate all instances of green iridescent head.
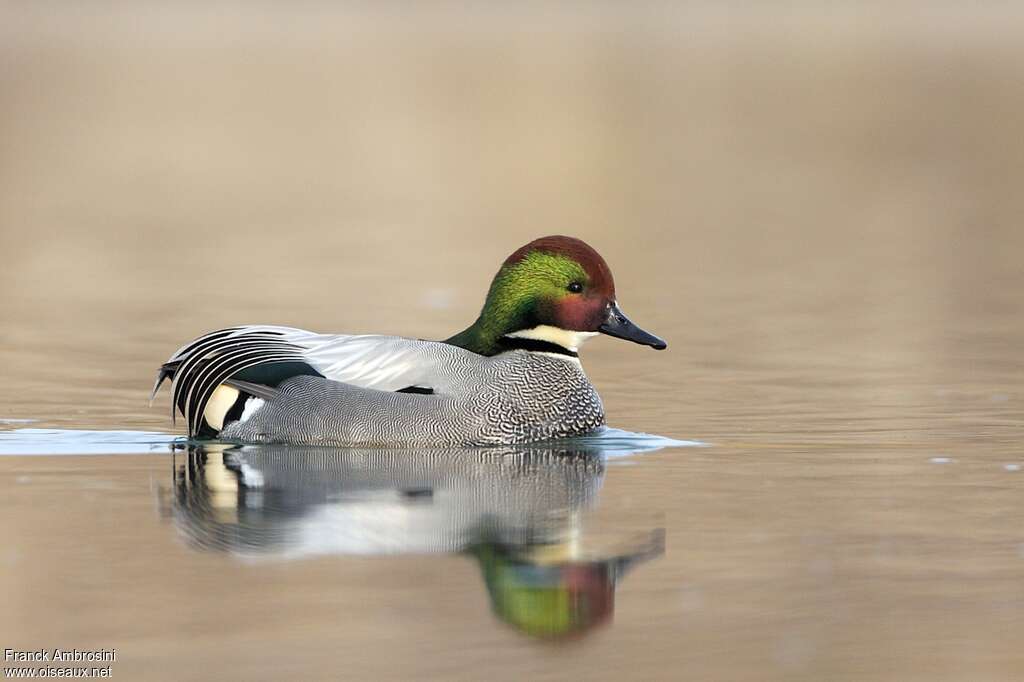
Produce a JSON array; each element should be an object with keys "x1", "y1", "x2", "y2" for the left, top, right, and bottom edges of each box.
[{"x1": 446, "y1": 236, "x2": 666, "y2": 356}]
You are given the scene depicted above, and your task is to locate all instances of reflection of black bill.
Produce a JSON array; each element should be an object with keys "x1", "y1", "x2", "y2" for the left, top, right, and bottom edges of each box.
[{"x1": 598, "y1": 303, "x2": 667, "y2": 350}]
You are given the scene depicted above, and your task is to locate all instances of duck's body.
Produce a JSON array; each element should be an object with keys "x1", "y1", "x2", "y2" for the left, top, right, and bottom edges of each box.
[
  {"x1": 182, "y1": 328, "x2": 603, "y2": 446},
  {"x1": 154, "y1": 236, "x2": 666, "y2": 446}
]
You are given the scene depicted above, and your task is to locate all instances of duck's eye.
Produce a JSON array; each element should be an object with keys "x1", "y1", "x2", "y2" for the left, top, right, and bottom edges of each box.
[{"x1": 567, "y1": 282, "x2": 583, "y2": 293}]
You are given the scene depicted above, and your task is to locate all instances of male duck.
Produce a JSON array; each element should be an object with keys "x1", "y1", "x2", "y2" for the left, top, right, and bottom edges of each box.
[{"x1": 153, "y1": 236, "x2": 666, "y2": 446}]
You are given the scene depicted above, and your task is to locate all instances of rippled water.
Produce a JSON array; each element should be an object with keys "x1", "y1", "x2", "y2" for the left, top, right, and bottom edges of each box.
[{"x1": 4, "y1": 4, "x2": 1024, "y2": 680}]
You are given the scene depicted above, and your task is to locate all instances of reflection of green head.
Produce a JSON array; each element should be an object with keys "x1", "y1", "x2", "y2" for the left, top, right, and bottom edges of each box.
[{"x1": 473, "y1": 544, "x2": 616, "y2": 639}]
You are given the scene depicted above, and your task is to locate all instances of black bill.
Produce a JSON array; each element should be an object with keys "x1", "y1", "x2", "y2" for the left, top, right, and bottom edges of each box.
[{"x1": 598, "y1": 303, "x2": 667, "y2": 350}]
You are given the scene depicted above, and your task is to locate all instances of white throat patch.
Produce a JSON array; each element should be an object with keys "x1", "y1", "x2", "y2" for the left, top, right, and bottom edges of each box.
[{"x1": 506, "y1": 325, "x2": 598, "y2": 352}]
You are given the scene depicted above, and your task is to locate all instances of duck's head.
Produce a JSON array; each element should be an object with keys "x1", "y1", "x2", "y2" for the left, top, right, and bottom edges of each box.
[{"x1": 447, "y1": 236, "x2": 666, "y2": 356}]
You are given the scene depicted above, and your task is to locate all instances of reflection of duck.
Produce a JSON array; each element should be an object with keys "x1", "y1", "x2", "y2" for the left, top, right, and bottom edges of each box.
[
  {"x1": 168, "y1": 440, "x2": 665, "y2": 639},
  {"x1": 173, "y1": 444, "x2": 605, "y2": 555}
]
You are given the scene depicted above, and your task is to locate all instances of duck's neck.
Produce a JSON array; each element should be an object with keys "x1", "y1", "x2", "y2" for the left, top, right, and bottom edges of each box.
[
  {"x1": 446, "y1": 320, "x2": 593, "y2": 358},
  {"x1": 445, "y1": 317, "x2": 506, "y2": 356},
  {"x1": 446, "y1": 270, "x2": 592, "y2": 357}
]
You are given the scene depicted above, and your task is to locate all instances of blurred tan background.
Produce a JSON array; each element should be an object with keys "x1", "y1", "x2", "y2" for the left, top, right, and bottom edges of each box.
[
  {"x1": 1, "y1": 2, "x2": 1023, "y2": 434},
  {"x1": 4, "y1": 5, "x2": 1024, "y2": 681}
]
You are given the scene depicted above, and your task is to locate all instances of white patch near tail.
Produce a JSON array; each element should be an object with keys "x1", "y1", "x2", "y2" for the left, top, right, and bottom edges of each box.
[
  {"x1": 239, "y1": 397, "x2": 265, "y2": 423},
  {"x1": 203, "y1": 385, "x2": 240, "y2": 431}
]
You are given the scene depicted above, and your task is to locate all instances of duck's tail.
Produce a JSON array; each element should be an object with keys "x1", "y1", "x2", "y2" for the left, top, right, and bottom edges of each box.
[{"x1": 151, "y1": 327, "x2": 322, "y2": 438}]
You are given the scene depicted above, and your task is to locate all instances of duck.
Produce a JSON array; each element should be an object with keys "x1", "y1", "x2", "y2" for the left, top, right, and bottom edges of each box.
[{"x1": 152, "y1": 235, "x2": 666, "y2": 446}]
